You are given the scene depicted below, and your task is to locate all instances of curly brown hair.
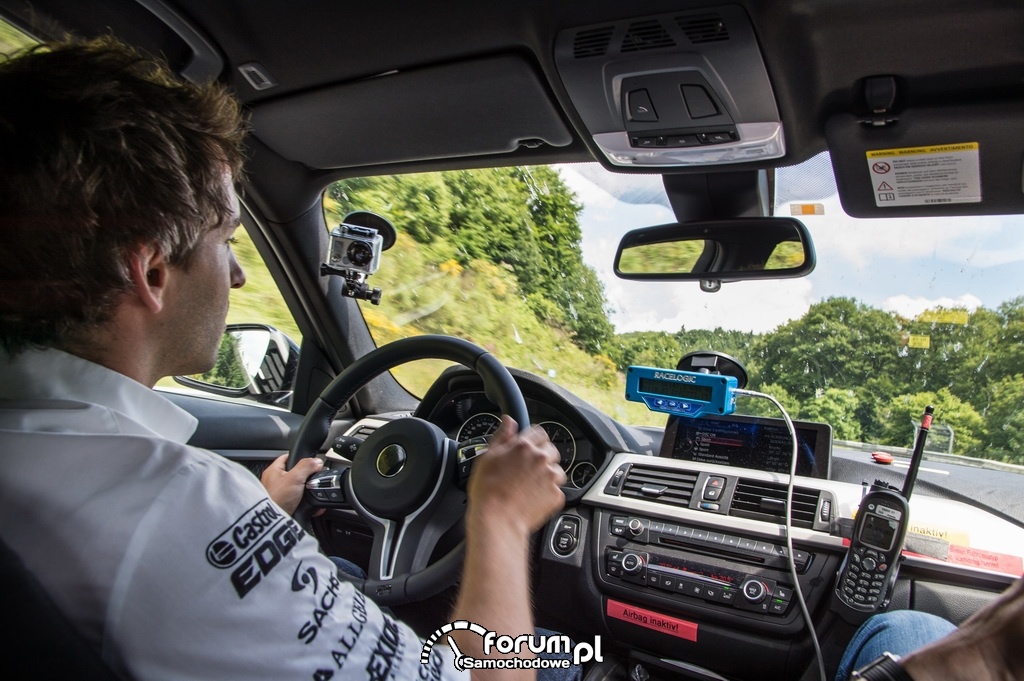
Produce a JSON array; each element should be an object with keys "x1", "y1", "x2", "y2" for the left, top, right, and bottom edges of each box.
[{"x1": 0, "y1": 37, "x2": 247, "y2": 354}]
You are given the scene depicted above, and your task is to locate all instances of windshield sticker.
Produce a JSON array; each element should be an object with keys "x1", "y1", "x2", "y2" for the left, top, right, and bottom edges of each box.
[
  {"x1": 790, "y1": 203, "x2": 824, "y2": 216},
  {"x1": 906, "y1": 334, "x2": 931, "y2": 349},
  {"x1": 866, "y1": 143, "x2": 981, "y2": 207},
  {"x1": 917, "y1": 309, "x2": 970, "y2": 325}
]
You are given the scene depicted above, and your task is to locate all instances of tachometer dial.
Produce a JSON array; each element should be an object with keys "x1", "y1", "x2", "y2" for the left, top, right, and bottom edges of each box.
[
  {"x1": 539, "y1": 420, "x2": 576, "y2": 471},
  {"x1": 569, "y1": 461, "x2": 597, "y2": 489},
  {"x1": 456, "y1": 412, "x2": 502, "y2": 442}
]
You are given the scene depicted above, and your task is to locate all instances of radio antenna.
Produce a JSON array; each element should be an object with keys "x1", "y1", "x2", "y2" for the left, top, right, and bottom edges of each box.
[{"x1": 901, "y1": 405, "x2": 934, "y2": 499}]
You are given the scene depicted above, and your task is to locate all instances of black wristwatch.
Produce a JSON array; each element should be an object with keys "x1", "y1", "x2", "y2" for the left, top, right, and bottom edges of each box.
[{"x1": 850, "y1": 652, "x2": 914, "y2": 681}]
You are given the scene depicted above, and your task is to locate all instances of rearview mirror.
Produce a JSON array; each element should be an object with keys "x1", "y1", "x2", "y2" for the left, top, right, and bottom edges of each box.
[
  {"x1": 173, "y1": 323, "x2": 298, "y2": 406},
  {"x1": 614, "y1": 217, "x2": 815, "y2": 290}
]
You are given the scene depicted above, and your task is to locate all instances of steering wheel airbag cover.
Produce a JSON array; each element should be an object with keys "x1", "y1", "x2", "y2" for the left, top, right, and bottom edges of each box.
[{"x1": 349, "y1": 418, "x2": 449, "y2": 518}]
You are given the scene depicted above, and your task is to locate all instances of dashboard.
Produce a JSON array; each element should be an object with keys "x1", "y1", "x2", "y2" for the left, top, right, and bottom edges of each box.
[{"x1": 310, "y1": 366, "x2": 1024, "y2": 680}]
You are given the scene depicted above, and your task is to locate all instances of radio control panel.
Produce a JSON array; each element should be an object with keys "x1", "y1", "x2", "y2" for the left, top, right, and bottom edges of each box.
[
  {"x1": 606, "y1": 548, "x2": 794, "y2": 616},
  {"x1": 595, "y1": 510, "x2": 836, "y2": 631}
]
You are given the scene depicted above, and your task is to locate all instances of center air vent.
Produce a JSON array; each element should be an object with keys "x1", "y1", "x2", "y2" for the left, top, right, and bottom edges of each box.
[
  {"x1": 621, "y1": 19, "x2": 675, "y2": 53},
  {"x1": 676, "y1": 13, "x2": 730, "y2": 44},
  {"x1": 730, "y1": 479, "x2": 821, "y2": 529},
  {"x1": 620, "y1": 465, "x2": 698, "y2": 509}
]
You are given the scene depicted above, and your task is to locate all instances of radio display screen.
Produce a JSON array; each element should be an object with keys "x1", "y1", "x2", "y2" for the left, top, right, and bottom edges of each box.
[
  {"x1": 638, "y1": 376, "x2": 713, "y2": 402},
  {"x1": 659, "y1": 413, "x2": 832, "y2": 479}
]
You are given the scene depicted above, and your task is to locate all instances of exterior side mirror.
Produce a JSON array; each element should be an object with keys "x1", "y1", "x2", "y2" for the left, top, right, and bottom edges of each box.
[{"x1": 173, "y1": 323, "x2": 298, "y2": 406}]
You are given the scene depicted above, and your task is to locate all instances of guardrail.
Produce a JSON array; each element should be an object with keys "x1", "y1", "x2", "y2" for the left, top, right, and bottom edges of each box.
[{"x1": 834, "y1": 439, "x2": 1024, "y2": 474}]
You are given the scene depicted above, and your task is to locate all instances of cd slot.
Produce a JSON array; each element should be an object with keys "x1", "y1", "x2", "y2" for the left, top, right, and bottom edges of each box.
[{"x1": 658, "y1": 535, "x2": 766, "y2": 565}]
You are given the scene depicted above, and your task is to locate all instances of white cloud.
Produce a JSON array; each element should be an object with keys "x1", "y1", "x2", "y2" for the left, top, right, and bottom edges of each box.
[
  {"x1": 882, "y1": 293, "x2": 982, "y2": 319},
  {"x1": 798, "y1": 195, "x2": 1022, "y2": 269},
  {"x1": 606, "y1": 277, "x2": 815, "y2": 334}
]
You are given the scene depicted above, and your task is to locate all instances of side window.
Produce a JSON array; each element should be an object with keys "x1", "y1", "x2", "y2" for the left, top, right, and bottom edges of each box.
[
  {"x1": 226, "y1": 227, "x2": 303, "y2": 345},
  {"x1": 0, "y1": 16, "x2": 38, "y2": 56}
]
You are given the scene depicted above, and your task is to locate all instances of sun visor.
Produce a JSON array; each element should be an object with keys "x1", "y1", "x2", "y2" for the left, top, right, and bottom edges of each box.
[
  {"x1": 826, "y1": 102, "x2": 1024, "y2": 217},
  {"x1": 251, "y1": 54, "x2": 573, "y2": 170}
]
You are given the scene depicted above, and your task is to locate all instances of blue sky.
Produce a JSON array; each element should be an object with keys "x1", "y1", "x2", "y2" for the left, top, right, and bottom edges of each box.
[{"x1": 558, "y1": 160, "x2": 1024, "y2": 334}]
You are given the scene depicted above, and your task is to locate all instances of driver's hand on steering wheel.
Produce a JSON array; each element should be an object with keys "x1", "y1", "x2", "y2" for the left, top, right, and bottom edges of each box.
[
  {"x1": 261, "y1": 453, "x2": 324, "y2": 514},
  {"x1": 465, "y1": 416, "x2": 567, "y2": 539}
]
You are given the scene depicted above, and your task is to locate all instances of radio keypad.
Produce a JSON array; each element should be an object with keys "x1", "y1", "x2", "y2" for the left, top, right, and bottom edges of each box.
[{"x1": 842, "y1": 546, "x2": 893, "y2": 606}]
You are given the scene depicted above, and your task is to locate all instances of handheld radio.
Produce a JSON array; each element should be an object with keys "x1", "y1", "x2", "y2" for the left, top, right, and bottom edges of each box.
[{"x1": 832, "y1": 406, "x2": 933, "y2": 623}]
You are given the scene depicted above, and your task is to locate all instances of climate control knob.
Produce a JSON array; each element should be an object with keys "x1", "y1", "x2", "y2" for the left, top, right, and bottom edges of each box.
[
  {"x1": 741, "y1": 579, "x2": 769, "y2": 604},
  {"x1": 621, "y1": 552, "x2": 646, "y2": 575}
]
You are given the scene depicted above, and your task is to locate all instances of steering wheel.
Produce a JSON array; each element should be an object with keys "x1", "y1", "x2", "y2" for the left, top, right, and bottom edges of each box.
[{"x1": 286, "y1": 335, "x2": 529, "y2": 605}]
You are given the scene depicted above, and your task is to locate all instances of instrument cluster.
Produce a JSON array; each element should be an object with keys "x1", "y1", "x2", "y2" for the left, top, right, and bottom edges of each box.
[{"x1": 443, "y1": 393, "x2": 601, "y2": 489}]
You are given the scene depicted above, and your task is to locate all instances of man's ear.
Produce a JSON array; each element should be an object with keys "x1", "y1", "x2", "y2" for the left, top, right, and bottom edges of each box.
[{"x1": 128, "y1": 244, "x2": 170, "y2": 314}]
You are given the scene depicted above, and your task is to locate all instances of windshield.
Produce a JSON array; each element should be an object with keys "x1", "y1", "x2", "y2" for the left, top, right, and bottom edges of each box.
[{"x1": 324, "y1": 155, "x2": 1024, "y2": 473}]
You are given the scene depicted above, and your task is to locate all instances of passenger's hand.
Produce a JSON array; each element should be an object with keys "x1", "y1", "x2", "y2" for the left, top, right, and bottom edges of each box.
[
  {"x1": 261, "y1": 453, "x2": 323, "y2": 515},
  {"x1": 466, "y1": 416, "x2": 566, "y2": 539}
]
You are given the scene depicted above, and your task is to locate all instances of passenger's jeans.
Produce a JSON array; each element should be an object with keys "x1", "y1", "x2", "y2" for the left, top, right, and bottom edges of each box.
[
  {"x1": 329, "y1": 556, "x2": 582, "y2": 681},
  {"x1": 834, "y1": 610, "x2": 957, "y2": 680}
]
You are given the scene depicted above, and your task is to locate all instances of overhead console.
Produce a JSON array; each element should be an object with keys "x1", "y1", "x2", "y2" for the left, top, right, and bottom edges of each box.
[{"x1": 554, "y1": 6, "x2": 785, "y2": 168}]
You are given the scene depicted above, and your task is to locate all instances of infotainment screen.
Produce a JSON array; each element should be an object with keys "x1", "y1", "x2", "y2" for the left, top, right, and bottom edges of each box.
[{"x1": 659, "y1": 413, "x2": 832, "y2": 479}]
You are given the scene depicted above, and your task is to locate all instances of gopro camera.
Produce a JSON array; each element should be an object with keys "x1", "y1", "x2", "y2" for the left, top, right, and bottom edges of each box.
[
  {"x1": 327, "y1": 223, "x2": 383, "y2": 276},
  {"x1": 320, "y1": 212, "x2": 396, "y2": 305}
]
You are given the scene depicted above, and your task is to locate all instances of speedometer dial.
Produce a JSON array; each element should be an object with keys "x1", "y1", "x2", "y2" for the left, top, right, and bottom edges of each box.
[
  {"x1": 456, "y1": 412, "x2": 503, "y2": 442},
  {"x1": 538, "y1": 420, "x2": 576, "y2": 471}
]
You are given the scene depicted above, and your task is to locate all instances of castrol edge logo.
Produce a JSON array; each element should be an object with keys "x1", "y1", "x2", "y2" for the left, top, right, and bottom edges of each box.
[{"x1": 206, "y1": 500, "x2": 284, "y2": 568}]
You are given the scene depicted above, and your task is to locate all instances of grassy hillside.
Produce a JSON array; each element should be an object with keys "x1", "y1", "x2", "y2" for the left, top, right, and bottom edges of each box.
[{"x1": 352, "y1": 227, "x2": 657, "y2": 424}]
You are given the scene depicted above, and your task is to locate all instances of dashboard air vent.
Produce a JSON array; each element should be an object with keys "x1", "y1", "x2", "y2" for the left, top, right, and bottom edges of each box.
[
  {"x1": 573, "y1": 26, "x2": 615, "y2": 58},
  {"x1": 621, "y1": 19, "x2": 675, "y2": 53},
  {"x1": 619, "y1": 465, "x2": 698, "y2": 509},
  {"x1": 676, "y1": 13, "x2": 730, "y2": 44},
  {"x1": 730, "y1": 479, "x2": 820, "y2": 529}
]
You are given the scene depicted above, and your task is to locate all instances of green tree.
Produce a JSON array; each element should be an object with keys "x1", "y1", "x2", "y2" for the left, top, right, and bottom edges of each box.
[
  {"x1": 801, "y1": 388, "x2": 862, "y2": 441},
  {"x1": 326, "y1": 174, "x2": 454, "y2": 244},
  {"x1": 878, "y1": 388, "x2": 985, "y2": 455},
  {"x1": 734, "y1": 382, "x2": 800, "y2": 419},
  {"x1": 755, "y1": 298, "x2": 904, "y2": 402},
  {"x1": 608, "y1": 331, "x2": 682, "y2": 371},
  {"x1": 982, "y1": 374, "x2": 1024, "y2": 464},
  {"x1": 899, "y1": 306, "x2": 1001, "y2": 402},
  {"x1": 976, "y1": 297, "x2": 1024, "y2": 395},
  {"x1": 197, "y1": 334, "x2": 249, "y2": 389},
  {"x1": 327, "y1": 167, "x2": 613, "y2": 354}
]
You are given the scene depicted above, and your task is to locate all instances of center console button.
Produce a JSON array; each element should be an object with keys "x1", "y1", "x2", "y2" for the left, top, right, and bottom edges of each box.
[
  {"x1": 621, "y1": 552, "x2": 645, "y2": 575},
  {"x1": 741, "y1": 579, "x2": 769, "y2": 603}
]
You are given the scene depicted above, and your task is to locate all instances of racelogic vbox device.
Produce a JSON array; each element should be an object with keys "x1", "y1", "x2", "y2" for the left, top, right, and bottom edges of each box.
[{"x1": 625, "y1": 366, "x2": 738, "y2": 418}]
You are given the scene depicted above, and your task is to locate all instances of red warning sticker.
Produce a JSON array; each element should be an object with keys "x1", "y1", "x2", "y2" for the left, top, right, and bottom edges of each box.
[
  {"x1": 606, "y1": 599, "x2": 698, "y2": 641},
  {"x1": 945, "y1": 545, "x2": 1023, "y2": 576}
]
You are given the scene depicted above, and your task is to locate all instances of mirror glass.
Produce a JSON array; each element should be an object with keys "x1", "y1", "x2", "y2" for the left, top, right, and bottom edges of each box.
[
  {"x1": 614, "y1": 217, "x2": 814, "y2": 282},
  {"x1": 617, "y1": 239, "x2": 706, "y2": 275},
  {"x1": 189, "y1": 328, "x2": 271, "y2": 390}
]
